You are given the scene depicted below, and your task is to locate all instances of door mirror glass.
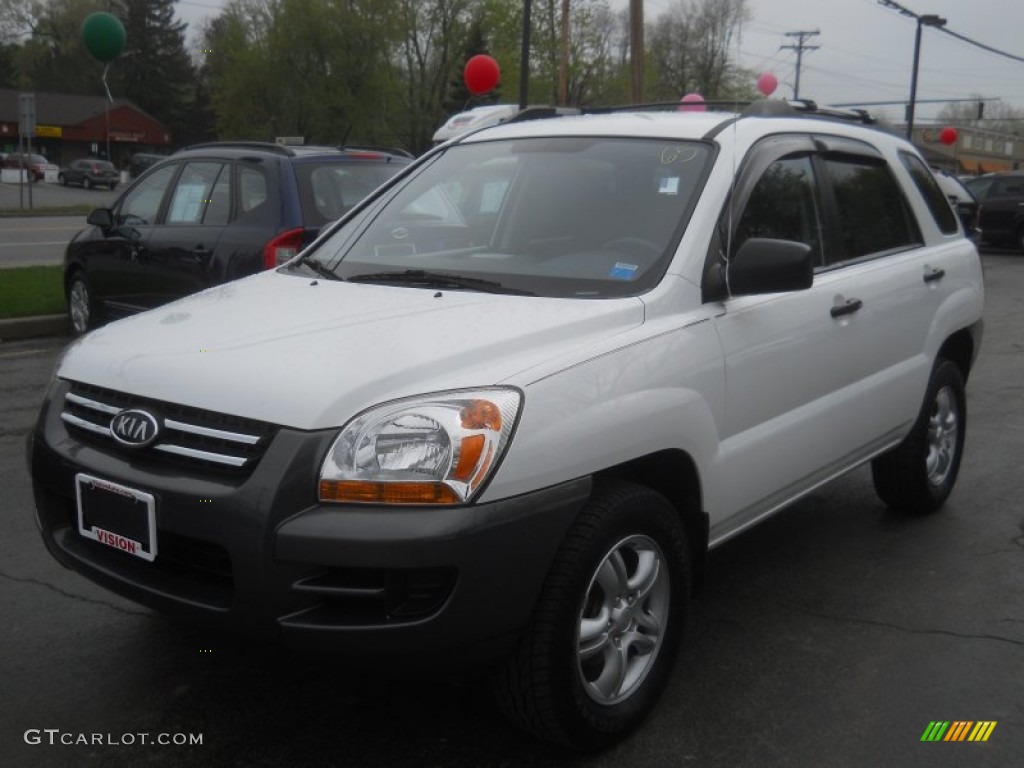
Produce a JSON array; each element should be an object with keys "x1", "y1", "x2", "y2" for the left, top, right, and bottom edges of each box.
[{"x1": 87, "y1": 208, "x2": 114, "y2": 228}]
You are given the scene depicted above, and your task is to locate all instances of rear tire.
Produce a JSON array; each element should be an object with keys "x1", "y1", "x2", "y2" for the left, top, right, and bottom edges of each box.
[
  {"x1": 494, "y1": 480, "x2": 690, "y2": 750},
  {"x1": 58, "y1": 173, "x2": 67, "y2": 186},
  {"x1": 872, "y1": 359, "x2": 966, "y2": 514},
  {"x1": 1016, "y1": 225, "x2": 1024, "y2": 254},
  {"x1": 82, "y1": 177, "x2": 92, "y2": 190}
]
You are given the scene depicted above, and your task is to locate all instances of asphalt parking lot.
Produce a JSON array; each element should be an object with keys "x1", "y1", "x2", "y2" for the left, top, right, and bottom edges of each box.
[
  {"x1": 0, "y1": 250, "x2": 1021, "y2": 768},
  {"x1": 0, "y1": 178, "x2": 120, "y2": 212}
]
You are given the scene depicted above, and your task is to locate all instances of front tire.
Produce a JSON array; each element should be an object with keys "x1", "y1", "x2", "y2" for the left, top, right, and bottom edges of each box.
[
  {"x1": 1016, "y1": 225, "x2": 1024, "y2": 254},
  {"x1": 495, "y1": 480, "x2": 690, "y2": 750},
  {"x1": 58, "y1": 173, "x2": 67, "y2": 186},
  {"x1": 67, "y1": 272, "x2": 95, "y2": 336},
  {"x1": 82, "y1": 177, "x2": 92, "y2": 190},
  {"x1": 872, "y1": 359, "x2": 966, "y2": 514}
]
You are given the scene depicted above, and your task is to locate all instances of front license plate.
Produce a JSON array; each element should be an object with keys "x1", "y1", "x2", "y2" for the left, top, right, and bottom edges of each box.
[{"x1": 76, "y1": 474, "x2": 157, "y2": 562}]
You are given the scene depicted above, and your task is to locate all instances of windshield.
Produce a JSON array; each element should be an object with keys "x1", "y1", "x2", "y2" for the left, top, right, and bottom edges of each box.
[{"x1": 301, "y1": 137, "x2": 713, "y2": 298}]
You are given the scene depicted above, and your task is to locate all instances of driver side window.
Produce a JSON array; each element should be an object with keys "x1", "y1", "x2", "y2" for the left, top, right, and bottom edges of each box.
[
  {"x1": 117, "y1": 165, "x2": 176, "y2": 226},
  {"x1": 734, "y1": 155, "x2": 823, "y2": 266}
]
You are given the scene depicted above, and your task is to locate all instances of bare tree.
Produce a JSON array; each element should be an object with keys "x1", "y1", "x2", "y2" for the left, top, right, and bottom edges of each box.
[
  {"x1": 648, "y1": 0, "x2": 750, "y2": 101},
  {"x1": 938, "y1": 96, "x2": 1024, "y2": 136}
]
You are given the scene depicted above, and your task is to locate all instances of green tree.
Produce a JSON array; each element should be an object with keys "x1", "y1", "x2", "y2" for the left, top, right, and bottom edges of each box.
[
  {"x1": 445, "y1": 15, "x2": 502, "y2": 114},
  {"x1": 110, "y1": 0, "x2": 195, "y2": 145}
]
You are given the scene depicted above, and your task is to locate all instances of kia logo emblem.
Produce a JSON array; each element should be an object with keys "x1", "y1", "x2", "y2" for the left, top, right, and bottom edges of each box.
[{"x1": 110, "y1": 409, "x2": 160, "y2": 448}]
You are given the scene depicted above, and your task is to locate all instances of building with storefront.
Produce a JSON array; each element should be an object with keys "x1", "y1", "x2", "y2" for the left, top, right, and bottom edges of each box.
[
  {"x1": 912, "y1": 123, "x2": 1023, "y2": 175},
  {"x1": 0, "y1": 89, "x2": 171, "y2": 170}
]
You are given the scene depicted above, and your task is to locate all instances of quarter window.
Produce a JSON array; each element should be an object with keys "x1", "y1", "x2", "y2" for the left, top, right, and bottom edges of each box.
[
  {"x1": 822, "y1": 156, "x2": 920, "y2": 264},
  {"x1": 238, "y1": 166, "x2": 268, "y2": 213},
  {"x1": 899, "y1": 152, "x2": 958, "y2": 235}
]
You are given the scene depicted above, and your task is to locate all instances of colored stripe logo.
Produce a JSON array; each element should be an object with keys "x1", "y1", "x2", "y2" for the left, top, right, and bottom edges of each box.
[{"x1": 921, "y1": 721, "x2": 997, "y2": 742}]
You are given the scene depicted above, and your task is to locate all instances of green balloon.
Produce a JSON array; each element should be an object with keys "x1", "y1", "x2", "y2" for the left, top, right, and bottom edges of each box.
[{"x1": 82, "y1": 12, "x2": 126, "y2": 63}]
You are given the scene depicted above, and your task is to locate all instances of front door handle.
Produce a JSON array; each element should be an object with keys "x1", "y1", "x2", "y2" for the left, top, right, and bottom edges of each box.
[
  {"x1": 830, "y1": 298, "x2": 863, "y2": 318},
  {"x1": 924, "y1": 267, "x2": 946, "y2": 283}
]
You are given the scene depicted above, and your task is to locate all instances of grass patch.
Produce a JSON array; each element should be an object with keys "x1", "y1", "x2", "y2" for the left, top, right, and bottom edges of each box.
[
  {"x1": 0, "y1": 265, "x2": 66, "y2": 319},
  {"x1": 0, "y1": 205, "x2": 94, "y2": 217}
]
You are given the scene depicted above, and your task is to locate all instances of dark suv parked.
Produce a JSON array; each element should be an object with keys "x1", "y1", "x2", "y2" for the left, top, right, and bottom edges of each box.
[
  {"x1": 65, "y1": 142, "x2": 412, "y2": 335},
  {"x1": 58, "y1": 158, "x2": 120, "y2": 190},
  {"x1": 963, "y1": 171, "x2": 1024, "y2": 251}
]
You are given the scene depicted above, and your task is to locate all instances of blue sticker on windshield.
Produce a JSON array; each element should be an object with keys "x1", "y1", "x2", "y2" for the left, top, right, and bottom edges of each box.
[{"x1": 610, "y1": 262, "x2": 638, "y2": 280}]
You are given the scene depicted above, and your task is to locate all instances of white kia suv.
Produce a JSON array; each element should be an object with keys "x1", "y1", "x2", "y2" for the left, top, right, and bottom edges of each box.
[{"x1": 28, "y1": 100, "x2": 984, "y2": 750}]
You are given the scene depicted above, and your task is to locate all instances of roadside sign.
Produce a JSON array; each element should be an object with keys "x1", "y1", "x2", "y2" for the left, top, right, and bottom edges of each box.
[{"x1": 19, "y1": 93, "x2": 36, "y2": 137}]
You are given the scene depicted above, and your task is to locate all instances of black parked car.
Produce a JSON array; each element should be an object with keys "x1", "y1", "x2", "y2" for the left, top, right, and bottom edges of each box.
[
  {"x1": 65, "y1": 142, "x2": 412, "y2": 335},
  {"x1": 963, "y1": 171, "x2": 1024, "y2": 251},
  {"x1": 58, "y1": 158, "x2": 121, "y2": 190}
]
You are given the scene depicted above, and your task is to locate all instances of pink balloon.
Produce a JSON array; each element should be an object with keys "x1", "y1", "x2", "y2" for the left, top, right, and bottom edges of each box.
[
  {"x1": 677, "y1": 93, "x2": 706, "y2": 113},
  {"x1": 939, "y1": 126, "x2": 958, "y2": 146},
  {"x1": 757, "y1": 72, "x2": 778, "y2": 97}
]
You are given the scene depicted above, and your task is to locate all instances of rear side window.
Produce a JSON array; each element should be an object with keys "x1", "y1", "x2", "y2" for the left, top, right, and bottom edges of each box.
[
  {"x1": 991, "y1": 177, "x2": 1024, "y2": 197},
  {"x1": 822, "y1": 156, "x2": 921, "y2": 264},
  {"x1": 899, "y1": 152, "x2": 958, "y2": 235},
  {"x1": 167, "y1": 162, "x2": 229, "y2": 225}
]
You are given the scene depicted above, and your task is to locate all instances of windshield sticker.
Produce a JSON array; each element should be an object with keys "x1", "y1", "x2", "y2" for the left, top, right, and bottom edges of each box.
[
  {"x1": 658, "y1": 176, "x2": 680, "y2": 195},
  {"x1": 610, "y1": 263, "x2": 638, "y2": 280}
]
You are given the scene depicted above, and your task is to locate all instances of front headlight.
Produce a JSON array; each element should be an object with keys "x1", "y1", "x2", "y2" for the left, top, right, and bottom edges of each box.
[{"x1": 319, "y1": 388, "x2": 521, "y2": 505}]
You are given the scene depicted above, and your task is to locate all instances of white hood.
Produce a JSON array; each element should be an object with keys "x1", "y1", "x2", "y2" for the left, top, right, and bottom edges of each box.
[{"x1": 60, "y1": 271, "x2": 645, "y2": 429}]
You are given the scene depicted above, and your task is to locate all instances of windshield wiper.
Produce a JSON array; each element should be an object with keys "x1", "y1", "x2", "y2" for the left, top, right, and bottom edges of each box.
[
  {"x1": 347, "y1": 269, "x2": 534, "y2": 295},
  {"x1": 297, "y1": 257, "x2": 342, "y2": 281}
]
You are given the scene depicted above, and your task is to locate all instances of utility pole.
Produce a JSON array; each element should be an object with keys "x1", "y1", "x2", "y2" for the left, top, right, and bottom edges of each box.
[
  {"x1": 519, "y1": 0, "x2": 532, "y2": 110},
  {"x1": 629, "y1": 0, "x2": 643, "y2": 103},
  {"x1": 906, "y1": 14, "x2": 947, "y2": 140},
  {"x1": 558, "y1": 0, "x2": 570, "y2": 105},
  {"x1": 780, "y1": 30, "x2": 820, "y2": 100}
]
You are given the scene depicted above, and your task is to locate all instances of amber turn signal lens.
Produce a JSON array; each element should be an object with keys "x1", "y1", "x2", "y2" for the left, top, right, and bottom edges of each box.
[
  {"x1": 460, "y1": 399, "x2": 502, "y2": 430},
  {"x1": 319, "y1": 479, "x2": 459, "y2": 504}
]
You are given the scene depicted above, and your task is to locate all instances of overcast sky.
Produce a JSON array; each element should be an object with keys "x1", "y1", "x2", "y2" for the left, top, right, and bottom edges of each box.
[{"x1": 174, "y1": 0, "x2": 1024, "y2": 125}]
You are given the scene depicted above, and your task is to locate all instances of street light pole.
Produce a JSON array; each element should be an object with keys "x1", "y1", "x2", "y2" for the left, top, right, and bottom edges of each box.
[{"x1": 906, "y1": 13, "x2": 946, "y2": 140}]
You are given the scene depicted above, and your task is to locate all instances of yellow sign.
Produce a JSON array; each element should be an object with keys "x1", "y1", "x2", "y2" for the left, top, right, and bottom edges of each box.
[{"x1": 36, "y1": 125, "x2": 63, "y2": 138}]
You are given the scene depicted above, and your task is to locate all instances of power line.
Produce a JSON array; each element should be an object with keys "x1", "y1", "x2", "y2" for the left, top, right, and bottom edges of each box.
[{"x1": 877, "y1": 0, "x2": 1024, "y2": 65}]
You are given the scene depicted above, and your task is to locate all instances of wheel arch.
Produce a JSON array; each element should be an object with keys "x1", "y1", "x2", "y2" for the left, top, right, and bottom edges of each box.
[
  {"x1": 937, "y1": 326, "x2": 976, "y2": 383},
  {"x1": 594, "y1": 449, "x2": 708, "y2": 594}
]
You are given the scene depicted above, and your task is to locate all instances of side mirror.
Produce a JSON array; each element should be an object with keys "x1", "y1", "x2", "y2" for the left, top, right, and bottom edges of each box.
[
  {"x1": 86, "y1": 208, "x2": 114, "y2": 229},
  {"x1": 729, "y1": 238, "x2": 814, "y2": 296}
]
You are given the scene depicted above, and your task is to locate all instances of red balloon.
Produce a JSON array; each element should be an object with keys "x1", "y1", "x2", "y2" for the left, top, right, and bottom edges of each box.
[
  {"x1": 464, "y1": 54, "x2": 500, "y2": 95},
  {"x1": 939, "y1": 127, "x2": 958, "y2": 146},
  {"x1": 677, "y1": 93, "x2": 706, "y2": 113},
  {"x1": 757, "y1": 72, "x2": 778, "y2": 97}
]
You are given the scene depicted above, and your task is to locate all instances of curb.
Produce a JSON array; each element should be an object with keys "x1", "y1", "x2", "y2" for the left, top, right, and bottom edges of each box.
[{"x1": 0, "y1": 314, "x2": 70, "y2": 342}]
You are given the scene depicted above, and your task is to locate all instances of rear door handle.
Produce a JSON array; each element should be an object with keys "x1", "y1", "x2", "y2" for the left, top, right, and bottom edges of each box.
[
  {"x1": 924, "y1": 267, "x2": 945, "y2": 283},
  {"x1": 830, "y1": 298, "x2": 863, "y2": 318}
]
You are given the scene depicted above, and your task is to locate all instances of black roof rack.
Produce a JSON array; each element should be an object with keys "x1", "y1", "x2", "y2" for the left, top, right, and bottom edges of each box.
[
  {"x1": 456, "y1": 98, "x2": 879, "y2": 144},
  {"x1": 179, "y1": 141, "x2": 298, "y2": 156},
  {"x1": 768, "y1": 99, "x2": 877, "y2": 125}
]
